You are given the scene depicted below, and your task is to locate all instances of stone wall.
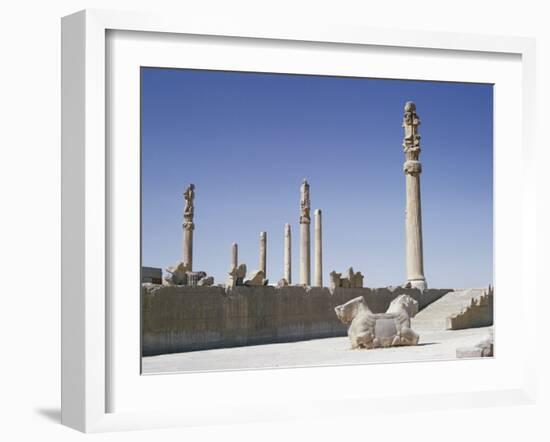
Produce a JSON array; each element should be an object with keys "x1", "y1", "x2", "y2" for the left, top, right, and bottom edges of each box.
[
  {"x1": 446, "y1": 288, "x2": 494, "y2": 330},
  {"x1": 142, "y1": 285, "x2": 451, "y2": 356}
]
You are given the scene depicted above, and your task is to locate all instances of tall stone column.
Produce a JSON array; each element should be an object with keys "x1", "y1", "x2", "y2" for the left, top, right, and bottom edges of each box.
[
  {"x1": 231, "y1": 242, "x2": 238, "y2": 269},
  {"x1": 182, "y1": 183, "x2": 195, "y2": 271},
  {"x1": 402, "y1": 102, "x2": 427, "y2": 289},
  {"x1": 259, "y1": 231, "x2": 267, "y2": 276},
  {"x1": 314, "y1": 209, "x2": 323, "y2": 287},
  {"x1": 300, "y1": 179, "x2": 311, "y2": 285},
  {"x1": 284, "y1": 223, "x2": 292, "y2": 284}
]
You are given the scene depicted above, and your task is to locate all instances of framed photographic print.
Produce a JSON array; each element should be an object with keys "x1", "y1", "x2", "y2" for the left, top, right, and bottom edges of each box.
[
  {"x1": 61, "y1": 9, "x2": 537, "y2": 432},
  {"x1": 140, "y1": 68, "x2": 494, "y2": 373}
]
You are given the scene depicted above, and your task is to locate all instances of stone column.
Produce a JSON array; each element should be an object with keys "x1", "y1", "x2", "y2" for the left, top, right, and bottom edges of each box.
[
  {"x1": 314, "y1": 209, "x2": 323, "y2": 287},
  {"x1": 284, "y1": 223, "x2": 291, "y2": 284},
  {"x1": 402, "y1": 102, "x2": 427, "y2": 289},
  {"x1": 182, "y1": 183, "x2": 195, "y2": 271},
  {"x1": 300, "y1": 179, "x2": 311, "y2": 285},
  {"x1": 259, "y1": 231, "x2": 267, "y2": 276},
  {"x1": 231, "y1": 242, "x2": 238, "y2": 269}
]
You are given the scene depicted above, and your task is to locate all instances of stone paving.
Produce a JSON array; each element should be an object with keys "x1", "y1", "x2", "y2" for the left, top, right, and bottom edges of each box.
[{"x1": 142, "y1": 324, "x2": 492, "y2": 374}]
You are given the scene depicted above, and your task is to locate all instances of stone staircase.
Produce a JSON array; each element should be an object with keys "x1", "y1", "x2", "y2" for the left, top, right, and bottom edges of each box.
[{"x1": 412, "y1": 288, "x2": 487, "y2": 331}]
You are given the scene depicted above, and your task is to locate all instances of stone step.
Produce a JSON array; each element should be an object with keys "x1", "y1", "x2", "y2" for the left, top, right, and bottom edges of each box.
[{"x1": 412, "y1": 288, "x2": 487, "y2": 331}]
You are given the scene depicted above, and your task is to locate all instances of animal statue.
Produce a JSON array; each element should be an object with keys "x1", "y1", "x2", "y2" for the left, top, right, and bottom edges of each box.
[
  {"x1": 334, "y1": 296, "x2": 419, "y2": 349},
  {"x1": 386, "y1": 294, "x2": 419, "y2": 325},
  {"x1": 164, "y1": 261, "x2": 188, "y2": 285}
]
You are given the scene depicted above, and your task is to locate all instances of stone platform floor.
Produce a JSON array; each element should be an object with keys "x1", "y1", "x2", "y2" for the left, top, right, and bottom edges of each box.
[{"x1": 142, "y1": 325, "x2": 492, "y2": 374}]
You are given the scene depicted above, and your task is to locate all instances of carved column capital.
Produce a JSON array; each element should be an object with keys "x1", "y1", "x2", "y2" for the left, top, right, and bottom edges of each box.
[
  {"x1": 403, "y1": 160, "x2": 422, "y2": 176},
  {"x1": 183, "y1": 183, "x2": 195, "y2": 230},
  {"x1": 300, "y1": 178, "x2": 311, "y2": 224},
  {"x1": 182, "y1": 183, "x2": 195, "y2": 269},
  {"x1": 402, "y1": 101, "x2": 421, "y2": 161}
]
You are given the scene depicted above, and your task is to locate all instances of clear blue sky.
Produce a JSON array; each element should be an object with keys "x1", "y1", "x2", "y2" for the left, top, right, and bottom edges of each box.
[{"x1": 141, "y1": 68, "x2": 493, "y2": 289}]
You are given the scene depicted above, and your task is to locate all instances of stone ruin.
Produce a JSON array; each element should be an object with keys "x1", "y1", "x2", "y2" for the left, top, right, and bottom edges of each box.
[
  {"x1": 456, "y1": 327, "x2": 494, "y2": 358},
  {"x1": 446, "y1": 285, "x2": 494, "y2": 330},
  {"x1": 163, "y1": 261, "x2": 214, "y2": 287},
  {"x1": 163, "y1": 261, "x2": 187, "y2": 285},
  {"x1": 169, "y1": 183, "x2": 374, "y2": 293},
  {"x1": 226, "y1": 263, "x2": 247, "y2": 288},
  {"x1": 329, "y1": 267, "x2": 364, "y2": 290},
  {"x1": 159, "y1": 102, "x2": 433, "y2": 294},
  {"x1": 244, "y1": 269, "x2": 268, "y2": 286},
  {"x1": 197, "y1": 276, "x2": 214, "y2": 286},
  {"x1": 334, "y1": 294, "x2": 419, "y2": 349},
  {"x1": 277, "y1": 278, "x2": 289, "y2": 287},
  {"x1": 226, "y1": 264, "x2": 269, "y2": 288}
]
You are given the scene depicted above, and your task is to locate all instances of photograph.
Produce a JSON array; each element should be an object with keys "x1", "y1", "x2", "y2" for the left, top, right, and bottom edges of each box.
[{"x1": 140, "y1": 67, "x2": 494, "y2": 374}]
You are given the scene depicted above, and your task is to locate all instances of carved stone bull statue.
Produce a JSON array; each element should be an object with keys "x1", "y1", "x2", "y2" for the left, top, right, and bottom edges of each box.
[
  {"x1": 334, "y1": 295, "x2": 420, "y2": 349},
  {"x1": 386, "y1": 294, "x2": 419, "y2": 323}
]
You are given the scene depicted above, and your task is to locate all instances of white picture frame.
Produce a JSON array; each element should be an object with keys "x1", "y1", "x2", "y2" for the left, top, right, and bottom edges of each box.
[{"x1": 61, "y1": 9, "x2": 537, "y2": 433}]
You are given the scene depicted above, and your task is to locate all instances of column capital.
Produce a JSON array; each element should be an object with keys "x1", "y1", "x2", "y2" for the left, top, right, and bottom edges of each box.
[
  {"x1": 403, "y1": 160, "x2": 422, "y2": 176},
  {"x1": 183, "y1": 183, "x2": 195, "y2": 229},
  {"x1": 183, "y1": 221, "x2": 195, "y2": 231},
  {"x1": 402, "y1": 101, "x2": 421, "y2": 161},
  {"x1": 300, "y1": 179, "x2": 311, "y2": 224}
]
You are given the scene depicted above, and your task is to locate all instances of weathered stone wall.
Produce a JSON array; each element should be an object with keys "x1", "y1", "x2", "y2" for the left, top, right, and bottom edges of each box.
[
  {"x1": 446, "y1": 289, "x2": 494, "y2": 330},
  {"x1": 142, "y1": 285, "x2": 451, "y2": 356}
]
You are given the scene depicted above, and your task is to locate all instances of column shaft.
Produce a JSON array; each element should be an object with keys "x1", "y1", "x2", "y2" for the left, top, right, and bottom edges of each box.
[
  {"x1": 184, "y1": 229, "x2": 193, "y2": 271},
  {"x1": 405, "y1": 174, "x2": 424, "y2": 281},
  {"x1": 231, "y1": 242, "x2": 238, "y2": 269},
  {"x1": 284, "y1": 224, "x2": 292, "y2": 284},
  {"x1": 300, "y1": 223, "x2": 311, "y2": 285},
  {"x1": 314, "y1": 209, "x2": 323, "y2": 287},
  {"x1": 259, "y1": 232, "x2": 267, "y2": 276}
]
